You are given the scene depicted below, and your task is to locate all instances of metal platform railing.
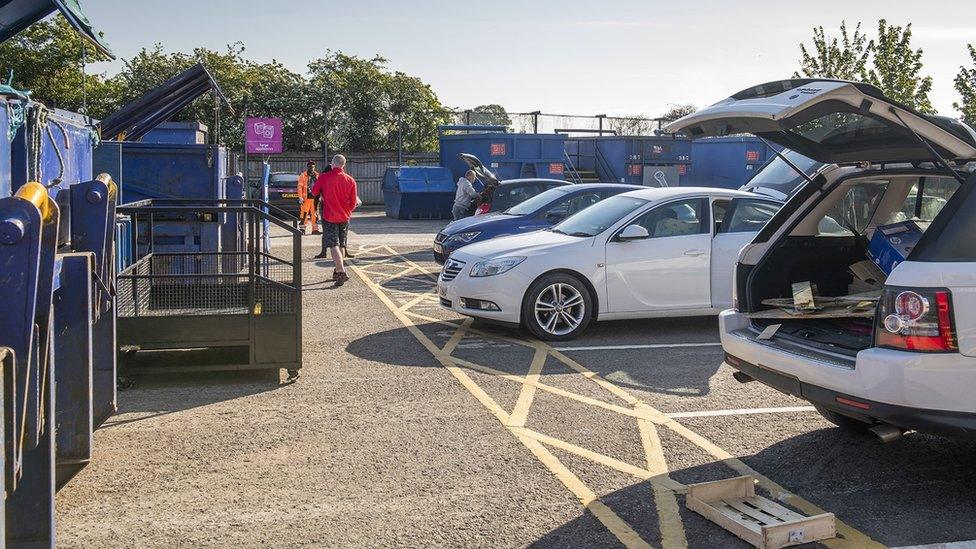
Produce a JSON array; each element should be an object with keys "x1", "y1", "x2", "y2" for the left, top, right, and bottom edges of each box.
[{"x1": 116, "y1": 199, "x2": 303, "y2": 374}]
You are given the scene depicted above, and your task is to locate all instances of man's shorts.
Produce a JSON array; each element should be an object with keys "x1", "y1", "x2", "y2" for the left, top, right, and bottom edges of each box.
[{"x1": 322, "y1": 222, "x2": 348, "y2": 248}]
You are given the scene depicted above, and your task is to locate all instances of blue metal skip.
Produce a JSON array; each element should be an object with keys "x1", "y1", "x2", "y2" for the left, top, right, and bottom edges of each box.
[
  {"x1": 564, "y1": 135, "x2": 692, "y2": 185},
  {"x1": 382, "y1": 166, "x2": 455, "y2": 220},
  {"x1": 687, "y1": 136, "x2": 779, "y2": 189},
  {"x1": 439, "y1": 129, "x2": 567, "y2": 183}
]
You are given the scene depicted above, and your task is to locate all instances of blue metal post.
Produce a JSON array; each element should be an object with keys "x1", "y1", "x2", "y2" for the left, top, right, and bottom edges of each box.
[
  {"x1": 69, "y1": 177, "x2": 118, "y2": 427},
  {"x1": 53, "y1": 253, "x2": 94, "y2": 489}
]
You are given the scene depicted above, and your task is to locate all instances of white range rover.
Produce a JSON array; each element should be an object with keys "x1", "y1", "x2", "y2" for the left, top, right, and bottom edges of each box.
[{"x1": 667, "y1": 79, "x2": 976, "y2": 441}]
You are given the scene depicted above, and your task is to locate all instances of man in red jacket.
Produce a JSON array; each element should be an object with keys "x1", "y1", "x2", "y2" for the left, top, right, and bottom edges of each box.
[{"x1": 311, "y1": 154, "x2": 359, "y2": 286}]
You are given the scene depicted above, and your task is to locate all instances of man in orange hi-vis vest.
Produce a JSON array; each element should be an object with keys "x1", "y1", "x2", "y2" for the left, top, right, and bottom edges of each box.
[{"x1": 297, "y1": 160, "x2": 321, "y2": 234}]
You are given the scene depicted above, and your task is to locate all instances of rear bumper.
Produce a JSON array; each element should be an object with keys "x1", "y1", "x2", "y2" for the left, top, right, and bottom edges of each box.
[{"x1": 724, "y1": 351, "x2": 976, "y2": 440}]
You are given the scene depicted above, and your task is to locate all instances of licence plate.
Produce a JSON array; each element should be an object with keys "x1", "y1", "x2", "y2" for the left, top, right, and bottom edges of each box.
[
  {"x1": 438, "y1": 283, "x2": 448, "y2": 298},
  {"x1": 433, "y1": 243, "x2": 443, "y2": 253},
  {"x1": 281, "y1": 193, "x2": 299, "y2": 198}
]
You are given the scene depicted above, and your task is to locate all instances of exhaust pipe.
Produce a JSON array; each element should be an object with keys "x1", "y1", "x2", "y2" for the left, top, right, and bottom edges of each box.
[
  {"x1": 732, "y1": 371, "x2": 755, "y2": 384},
  {"x1": 868, "y1": 424, "x2": 905, "y2": 443}
]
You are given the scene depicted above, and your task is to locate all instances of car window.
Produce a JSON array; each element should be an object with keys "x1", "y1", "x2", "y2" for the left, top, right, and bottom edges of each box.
[
  {"x1": 712, "y1": 199, "x2": 731, "y2": 233},
  {"x1": 913, "y1": 177, "x2": 976, "y2": 262},
  {"x1": 817, "y1": 180, "x2": 890, "y2": 236},
  {"x1": 504, "y1": 187, "x2": 570, "y2": 215},
  {"x1": 741, "y1": 150, "x2": 822, "y2": 198},
  {"x1": 548, "y1": 192, "x2": 603, "y2": 218},
  {"x1": 724, "y1": 199, "x2": 781, "y2": 233},
  {"x1": 633, "y1": 198, "x2": 704, "y2": 238},
  {"x1": 552, "y1": 195, "x2": 649, "y2": 237},
  {"x1": 499, "y1": 184, "x2": 541, "y2": 208},
  {"x1": 883, "y1": 176, "x2": 959, "y2": 224}
]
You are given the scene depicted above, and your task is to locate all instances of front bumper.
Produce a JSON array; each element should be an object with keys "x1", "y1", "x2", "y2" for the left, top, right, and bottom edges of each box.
[
  {"x1": 437, "y1": 265, "x2": 530, "y2": 324},
  {"x1": 720, "y1": 309, "x2": 976, "y2": 439}
]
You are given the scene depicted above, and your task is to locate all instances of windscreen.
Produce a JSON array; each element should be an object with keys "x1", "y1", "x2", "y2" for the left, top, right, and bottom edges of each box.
[
  {"x1": 504, "y1": 188, "x2": 570, "y2": 215},
  {"x1": 552, "y1": 195, "x2": 648, "y2": 237},
  {"x1": 741, "y1": 150, "x2": 822, "y2": 197}
]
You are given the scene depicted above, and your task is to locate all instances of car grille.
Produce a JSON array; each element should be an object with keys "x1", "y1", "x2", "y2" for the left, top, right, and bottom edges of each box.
[
  {"x1": 435, "y1": 232, "x2": 448, "y2": 244},
  {"x1": 440, "y1": 258, "x2": 465, "y2": 282}
]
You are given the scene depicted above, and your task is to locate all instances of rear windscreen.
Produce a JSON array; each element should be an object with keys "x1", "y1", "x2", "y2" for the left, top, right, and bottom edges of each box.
[
  {"x1": 741, "y1": 150, "x2": 822, "y2": 197},
  {"x1": 913, "y1": 176, "x2": 976, "y2": 262}
]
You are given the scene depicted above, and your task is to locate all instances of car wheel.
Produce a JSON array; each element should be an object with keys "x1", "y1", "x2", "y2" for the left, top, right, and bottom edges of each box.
[
  {"x1": 814, "y1": 405, "x2": 874, "y2": 434},
  {"x1": 521, "y1": 273, "x2": 593, "y2": 341}
]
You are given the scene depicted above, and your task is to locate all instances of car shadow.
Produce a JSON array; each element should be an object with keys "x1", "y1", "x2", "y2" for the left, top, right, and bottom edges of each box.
[
  {"x1": 345, "y1": 320, "x2": 723, "y2": 398},
  {"x1": 531, "y1": 427, "x2": 976, "y2": 548}
]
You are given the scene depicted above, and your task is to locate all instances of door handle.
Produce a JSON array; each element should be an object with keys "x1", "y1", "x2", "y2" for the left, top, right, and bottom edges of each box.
[{"x1": 683, "y1": 249, "x2": 705, "y2": 256}]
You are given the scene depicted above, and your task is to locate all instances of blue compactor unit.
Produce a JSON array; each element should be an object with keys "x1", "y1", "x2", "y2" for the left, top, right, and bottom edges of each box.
[{"x1": 0, "y1": 1, "x2": 119, "y2": 545}]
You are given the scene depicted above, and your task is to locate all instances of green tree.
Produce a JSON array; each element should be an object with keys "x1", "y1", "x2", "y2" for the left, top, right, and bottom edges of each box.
[
  {"x1": 385, "y1": 71, "x2": 451, "y2": 152},
  {"x1": 112, "y1": 43, "x2": 308, "y2": 149},
  {"x1": 794, "y1": 21, "x2": 873, "y2": 80},
  {"x1": 307, "y1": 52, "x2": 389, "y2": 152},
  {"x1": 0, "y1": 16, "x2": 120, "y2": 117},
  {"x1": 866, "y1": 20, "x2": 935, "y2": 113},
  {"x1": 953, "y1": 44, "x2": 976, "y2": 126},
  {"x1": 468, "y1": 104, "x2": 511, "y2": 127},
  {"x1": 307, "y1": 51, "x2": 450, "y2": 153}
]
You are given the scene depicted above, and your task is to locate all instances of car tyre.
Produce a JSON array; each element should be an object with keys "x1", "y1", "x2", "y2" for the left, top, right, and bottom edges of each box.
[
  {"x1": 521, "y1": 273, "x2": 593, "y2": 341},
  {"x1": 814, "y1": 404, "x2": 874, "y2": 434}
]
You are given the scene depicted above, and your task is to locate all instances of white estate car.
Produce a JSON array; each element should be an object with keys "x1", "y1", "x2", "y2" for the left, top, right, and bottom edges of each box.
[
  {"x1": 666, "y1": 78, "x2": 976, "y2": 440},
  {"x1": 437, "y1": 187, "x2": 781, "y2": 340}
]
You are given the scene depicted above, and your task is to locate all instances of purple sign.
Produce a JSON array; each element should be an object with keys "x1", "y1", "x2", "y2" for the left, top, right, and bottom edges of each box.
[{"x1": 245, "y1": 117, "x2": 283, "y2": 154}]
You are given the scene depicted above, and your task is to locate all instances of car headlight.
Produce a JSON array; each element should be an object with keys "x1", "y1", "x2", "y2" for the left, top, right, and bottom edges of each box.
[
  {"x1": 448, "y1": 231, "x2": 481, "y2": 244},
  {"x1": 470, "y1": 256, "x2": 526, "y2": 277}
]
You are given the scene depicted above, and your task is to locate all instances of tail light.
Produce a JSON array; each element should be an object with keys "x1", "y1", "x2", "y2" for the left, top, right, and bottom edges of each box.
[{"x1": 875, "y1": 287, "x2": 957, "y2": 352}]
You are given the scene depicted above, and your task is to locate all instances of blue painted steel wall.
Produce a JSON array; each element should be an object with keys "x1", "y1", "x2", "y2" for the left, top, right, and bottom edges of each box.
[
  {"x1": 93, "y1": 141, "x2": 227, "y2": 204},
  {"x1": 382, "y1": 166, "x2": 455, "y2": 219},
  {"x1": 141, "y1": 121, "x2": 208, "y2": 145},
  {"x1": 439, "y1": 133, "x2": 567, "y2": 183},
  {"x1": 687, "y1": 136, "x2": 778, "y2": 189},
  {"x1": 11, "y1": 106, "x2": 94, "y2": 196},
  {"x1": 566, "y1": 136, "x2": 692, "y2": 184}
]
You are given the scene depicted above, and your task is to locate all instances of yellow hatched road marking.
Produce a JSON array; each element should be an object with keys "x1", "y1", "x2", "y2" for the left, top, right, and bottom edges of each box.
[
  {"x1": 351, "y1": 246, "x2": 885, "y2": 549},
  {"x1": 351, "y1": 263, "x2": 658, "y2": 549},
  {"x1": 508, "y1": 345, "x2": 547, "y2": 427}
]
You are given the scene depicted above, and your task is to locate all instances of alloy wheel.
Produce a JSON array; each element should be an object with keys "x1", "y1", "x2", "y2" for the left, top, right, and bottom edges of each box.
[{"x1": 534, "y1": 283, "x2": 585, "y2": 336}]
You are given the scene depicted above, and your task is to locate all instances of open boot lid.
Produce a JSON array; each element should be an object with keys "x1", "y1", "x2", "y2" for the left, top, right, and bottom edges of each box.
[{"x1": 665, "y1": 79, "x2": 976, "y2": 165}]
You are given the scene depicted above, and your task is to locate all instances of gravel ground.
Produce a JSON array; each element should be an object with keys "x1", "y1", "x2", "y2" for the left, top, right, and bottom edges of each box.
[{"x1": 55, "y1": 209, "x2": 976, "y2": 547}]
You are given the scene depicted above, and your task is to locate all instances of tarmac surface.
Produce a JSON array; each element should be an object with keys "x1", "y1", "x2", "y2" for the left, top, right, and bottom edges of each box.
[{"x1": 56, "y1": 209, "x2": 976, "y2": 547}]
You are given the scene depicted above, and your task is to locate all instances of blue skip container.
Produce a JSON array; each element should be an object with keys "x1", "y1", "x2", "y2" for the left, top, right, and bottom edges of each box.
[{"x1": 382, "y1": 166, "x2": 455, "y2": 220}]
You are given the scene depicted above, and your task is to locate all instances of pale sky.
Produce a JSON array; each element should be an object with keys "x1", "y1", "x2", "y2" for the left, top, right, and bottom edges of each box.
[{"x1": 82, "y1": 0, "x2": 976, "y2": 118}]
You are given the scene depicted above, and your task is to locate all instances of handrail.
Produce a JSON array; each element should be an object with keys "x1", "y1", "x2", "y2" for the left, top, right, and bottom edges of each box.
[
  {"x1": 562, "y1": 151, "x2": 583, "y2": 184},
  {"x1": 117, "y1": 203, "x2": 301, "y2": 235},
  {"x1": 120, "y1": 197, "x2": 299, "y2": 225},
  {"x1": 595, "y1": 145, "x2": 618, "y2": 182}
]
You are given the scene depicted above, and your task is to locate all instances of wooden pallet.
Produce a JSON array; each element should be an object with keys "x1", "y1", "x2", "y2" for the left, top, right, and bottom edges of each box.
[{"x1": 685, "y1": 476, "x2": 836, "y2": 548}]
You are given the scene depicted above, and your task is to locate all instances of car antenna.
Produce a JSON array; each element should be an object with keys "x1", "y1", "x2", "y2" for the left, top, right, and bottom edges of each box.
[
  {"x1": 756, "y1": 136, "x2": 817, "y2": 186},
  {"x1": 888, "y1": 106, "x2": 967, "y2": 185}
]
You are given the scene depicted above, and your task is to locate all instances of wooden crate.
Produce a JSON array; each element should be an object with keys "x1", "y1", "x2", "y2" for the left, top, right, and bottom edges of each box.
[{"x1": 685, "y1": 476, "x2": 836, "y2": 549}]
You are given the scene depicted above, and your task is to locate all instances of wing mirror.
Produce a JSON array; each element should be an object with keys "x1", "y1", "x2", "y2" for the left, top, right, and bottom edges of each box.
[{"x1": 617, "y1": 224, "x2": 649, "y2": 241}]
